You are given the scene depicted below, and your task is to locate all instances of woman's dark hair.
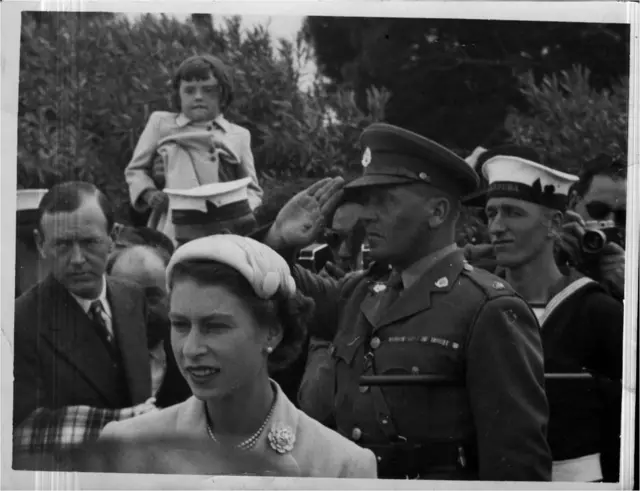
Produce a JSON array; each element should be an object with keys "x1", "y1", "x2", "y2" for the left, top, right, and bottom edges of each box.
[
  {"x1": 169, "y1": 260, "x2": 313, "y2": 372},
  {"x1": 172, "y1": 55, "x2": 234, "y2": 114}
]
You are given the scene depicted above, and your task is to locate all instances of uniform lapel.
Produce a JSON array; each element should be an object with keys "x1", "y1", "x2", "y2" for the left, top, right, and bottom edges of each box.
[
  {"x1": 38, "y1": 275, "x2": 119, "y2": 405},
  {"x1": 374, "y1": 250, "x2": 465, "y2": 331},
  {"x1": 107, "y1": 278, "x2": 152, "y2": 404}
]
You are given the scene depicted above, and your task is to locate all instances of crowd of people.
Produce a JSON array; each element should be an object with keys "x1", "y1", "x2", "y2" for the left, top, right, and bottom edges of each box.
[{"x1": 12, "y1": 53, "x2": 629, "y2": 482}]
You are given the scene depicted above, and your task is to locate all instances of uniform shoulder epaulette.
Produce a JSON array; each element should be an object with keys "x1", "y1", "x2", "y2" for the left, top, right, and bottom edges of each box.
[{"x1": 459, "y1": 261, "x2": 517, "y2": 299}]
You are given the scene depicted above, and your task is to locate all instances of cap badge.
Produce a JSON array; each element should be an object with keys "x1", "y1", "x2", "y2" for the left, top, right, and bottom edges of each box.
[
  {"x1": 435, "y1": 277, "x2": 449, "y2": 288},
  {"x1": 492, "y1": 281, "x2": 505, "y2": 290},
  {"x1": 268, "y1": 423, "x2": 296, "y2": 454},
  {"x1": 362, "y1": 147, "x2": 372, "y2": 167}
]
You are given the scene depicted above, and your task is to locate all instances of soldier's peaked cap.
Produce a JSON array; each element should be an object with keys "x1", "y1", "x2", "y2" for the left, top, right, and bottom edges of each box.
[{"x1": 345, "y1": 123, "x2": 480, "y2": 197}]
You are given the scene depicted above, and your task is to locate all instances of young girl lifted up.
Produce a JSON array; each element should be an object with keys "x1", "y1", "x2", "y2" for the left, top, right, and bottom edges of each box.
[{"x1": 125, "y1": 54, "x2": 263, "y2": 244}]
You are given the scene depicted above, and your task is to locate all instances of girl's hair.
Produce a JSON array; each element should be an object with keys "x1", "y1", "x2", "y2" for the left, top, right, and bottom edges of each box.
[
  {"x1": 172, "y1": 55, "x2": 234, "y2": 114},
  {"x1": 169, "y1": 260, "x2": 313, "y2": 372}
]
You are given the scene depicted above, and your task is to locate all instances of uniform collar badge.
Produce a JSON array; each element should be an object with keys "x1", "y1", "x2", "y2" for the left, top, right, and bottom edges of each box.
[
  {"x1": 362, "y1": 147, "x2": 372, "y2": 167},
  {"x1": 268, "y1": 422, "x2": 296, "y2": 454},
  {"x1": 435, "y1": 277, "x2": 449, "y2": 288},
  {"x1": 492, "y1": 281, "x2": 505, "y2": 290}
]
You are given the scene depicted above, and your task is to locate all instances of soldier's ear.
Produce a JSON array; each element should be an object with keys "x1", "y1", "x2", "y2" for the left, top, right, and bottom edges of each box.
[{"x1": 426, "y1": 196, "x2": 450, "y2": 229}]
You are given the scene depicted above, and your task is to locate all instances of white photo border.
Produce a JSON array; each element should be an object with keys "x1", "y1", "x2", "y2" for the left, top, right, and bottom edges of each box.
[{"x1": 1, "y1": 1, "x2": 637, "y2": 489}]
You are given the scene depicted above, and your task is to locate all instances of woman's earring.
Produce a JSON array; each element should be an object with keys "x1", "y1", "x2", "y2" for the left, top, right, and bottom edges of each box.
[{"x1": 265, "y1": 346, "x2": 273, "y2": 354}]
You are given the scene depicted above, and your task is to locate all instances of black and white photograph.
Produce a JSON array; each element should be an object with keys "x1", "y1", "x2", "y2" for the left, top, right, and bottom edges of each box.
[{"x1": 1, "y1": 1, "x2": 638, "y2": 489}]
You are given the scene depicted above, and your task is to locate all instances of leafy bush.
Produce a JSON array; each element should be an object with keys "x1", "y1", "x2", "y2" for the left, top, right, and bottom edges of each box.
[
  {"x1": 18, "y1": 13, "x2": 389, "y2": 222},
  {"x1": 459, "y1": 65, "x2": 628, "y2": 246},
  {"x1": 506, "y1": 65, "x2": 628, "y2": 173}
]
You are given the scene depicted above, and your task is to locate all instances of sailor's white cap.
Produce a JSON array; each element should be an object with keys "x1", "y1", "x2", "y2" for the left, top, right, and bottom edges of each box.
[
  {"x1": 481, "y1": 148, "x2": 579, "y2": 210},
  {"x1": 164, "y1": 177, "x2": 251, "y2": 213},
  {"x1": 17, "y1": 189, "x2": 48, "y2": 212}
]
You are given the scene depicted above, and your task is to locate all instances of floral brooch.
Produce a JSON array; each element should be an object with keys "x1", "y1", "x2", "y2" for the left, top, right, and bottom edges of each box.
[{"x1": 268, "y1": 423, "x2": 296, "y2": 454}]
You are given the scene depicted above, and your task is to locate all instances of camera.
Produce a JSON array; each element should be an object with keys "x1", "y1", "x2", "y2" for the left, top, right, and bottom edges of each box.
[
  {"x1": 297, "y1": 243, "x2": 333, "y2": 273},
  {"x1": 581, "y1": 220, "x2": 623, "y2": 255}
]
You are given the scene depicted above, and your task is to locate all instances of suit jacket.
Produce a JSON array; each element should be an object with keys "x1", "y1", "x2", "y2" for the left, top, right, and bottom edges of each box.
[
  {"x1": 125, "y1": 111, "x2": 263, "y2": 218},
  {"x1": 99, "y1": 380, "x2": 377, "y2": 478},
  {"x1": 13, "y1": 275, "x2": 152, "y2": 427},
  {"x1": 292, "y1": 249, "x2": 552, "y2": 481}
]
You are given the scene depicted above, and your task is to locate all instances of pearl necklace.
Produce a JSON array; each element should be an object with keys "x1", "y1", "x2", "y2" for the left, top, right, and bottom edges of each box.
[{"x1": 205, "y1": 394, "x2": 277, "y2": 451}]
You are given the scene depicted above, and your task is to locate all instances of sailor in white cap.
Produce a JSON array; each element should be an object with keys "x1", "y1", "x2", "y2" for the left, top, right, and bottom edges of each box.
[
  {"x1": 482, "y1": 146, "x2": 623, "y2": 483},
  {"x1": 162, "y1": 177, "x2": 258, "y2": 246},
  {"x1": 16, "y1": 189, "x2": 50, "y2": 297},
  {"x1": 100, "y1": 234, "x2": 377, "y2": 478}
]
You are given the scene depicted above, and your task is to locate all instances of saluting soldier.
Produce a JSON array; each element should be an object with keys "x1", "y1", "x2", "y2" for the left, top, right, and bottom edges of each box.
[{"x1": 263, "y1": 123, "x2": 552, "y2": 481}]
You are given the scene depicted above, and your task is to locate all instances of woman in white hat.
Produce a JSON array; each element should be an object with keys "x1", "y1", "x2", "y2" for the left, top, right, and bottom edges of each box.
[{"x1": 99, "y1": 234, "x2": 377, "y2": 478}]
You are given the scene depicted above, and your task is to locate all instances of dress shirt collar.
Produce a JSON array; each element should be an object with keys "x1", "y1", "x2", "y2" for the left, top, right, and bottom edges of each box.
[
  {"x1": 69, "y1": 275, "x2": 110, "y2": 316},
  {"x1": 399, "y1": 243, "x2": 459, "y2": 290},
  {"x1": 175, "y1": 113, "x2": 229, "y2": 132}
]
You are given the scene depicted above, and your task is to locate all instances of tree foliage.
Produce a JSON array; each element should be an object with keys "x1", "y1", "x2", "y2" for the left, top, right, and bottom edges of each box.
[
  {"x1": 303, "y1": 17, "x2": 630, "y2": 153},
  {"x1": 18, "y1": 12, "x2": 388, "y2": 222},
  {"x1": 506, "y1": 66, "x2": 628, "y2": 174}
]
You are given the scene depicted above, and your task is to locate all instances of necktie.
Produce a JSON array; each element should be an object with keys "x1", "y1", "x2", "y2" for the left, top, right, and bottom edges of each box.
[{"x1": 89, "y1": 300, "x2": 113, "y2": 346}]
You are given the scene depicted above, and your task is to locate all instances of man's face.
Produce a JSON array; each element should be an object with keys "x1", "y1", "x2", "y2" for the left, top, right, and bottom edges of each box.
[
  {"x1": 358, "y1": 184, "x2": 432, "y2": 265},
  {"x1": 179, "y1": 74, "x2": 221, "y2": 122},
  {"x1": 573, "y1": 174, "x2": 627, "y2": 229},
  {"x1": 324, "y1": 203, "x2": 365, "y2": 272},
  {"x1": 36, "y1": 197, "x2": 112, "y2": 299},
  {"x1": 486, "y1": 197, "x2": 554, "y2": 269}
]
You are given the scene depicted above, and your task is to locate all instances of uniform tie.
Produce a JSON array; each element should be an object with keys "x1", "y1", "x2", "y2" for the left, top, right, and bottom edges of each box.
[{"x1": 89, "y1": 300, "x2": 113, "y2": 347}]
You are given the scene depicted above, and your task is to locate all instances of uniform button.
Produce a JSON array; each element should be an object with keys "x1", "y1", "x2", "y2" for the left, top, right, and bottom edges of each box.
[
  {"x1": 370, "y1": 337, "x2": 381, "y2": 349},
  {"x1": 351, "y1": 427, "x2": 362, "y2": 441},
  {"x1": 359, "y1": 385, "x2": 369, "y2": 394},
  {"x1": 381, "y1": 417, "x2": 389, "y2": 425},
  {"x1": 377, "y1": 455, "x2": 382, "y2": 462}
]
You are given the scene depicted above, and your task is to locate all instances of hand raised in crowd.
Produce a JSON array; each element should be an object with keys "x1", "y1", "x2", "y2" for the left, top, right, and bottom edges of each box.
[
  {"x1": 266, "y1": 177, "x2": 345, "y2": 249},
  {"x1": 144, "y1": 189, "x2": 170, "y2": 212}
]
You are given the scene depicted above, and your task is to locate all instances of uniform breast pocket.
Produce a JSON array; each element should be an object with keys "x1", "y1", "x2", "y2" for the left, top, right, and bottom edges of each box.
[{"x1": 374, "y1": 339, "x2": 469, "y2": 440}]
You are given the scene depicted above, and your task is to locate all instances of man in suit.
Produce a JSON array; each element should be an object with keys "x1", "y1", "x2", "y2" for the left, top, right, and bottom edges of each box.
[
  {"x1": 262, "y1": 123, "x2": 552, "y2": 481},
  {"x1": 13, "y1": 182, "x2": 155, "y2": 468}
]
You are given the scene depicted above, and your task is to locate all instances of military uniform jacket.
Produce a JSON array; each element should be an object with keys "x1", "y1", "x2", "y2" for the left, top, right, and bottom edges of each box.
[{"x1": 293, "y1": 248, "x2": 552, "y2": 481}]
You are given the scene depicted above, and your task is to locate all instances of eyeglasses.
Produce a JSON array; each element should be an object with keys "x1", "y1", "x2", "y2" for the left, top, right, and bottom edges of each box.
[{"x1": 585, "y1": 201, "x2": 626, "y2": 226}]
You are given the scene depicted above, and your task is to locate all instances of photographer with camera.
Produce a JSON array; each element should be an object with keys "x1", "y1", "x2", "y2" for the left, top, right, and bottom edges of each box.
[{"x1": 557, "y1": 155, "x2": 627, "y2": 302}]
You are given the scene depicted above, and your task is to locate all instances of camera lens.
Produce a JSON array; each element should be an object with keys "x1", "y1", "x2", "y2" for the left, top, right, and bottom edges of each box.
[{"x1": 581, "y1": 229, "x2": 606, "y2": 255}]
